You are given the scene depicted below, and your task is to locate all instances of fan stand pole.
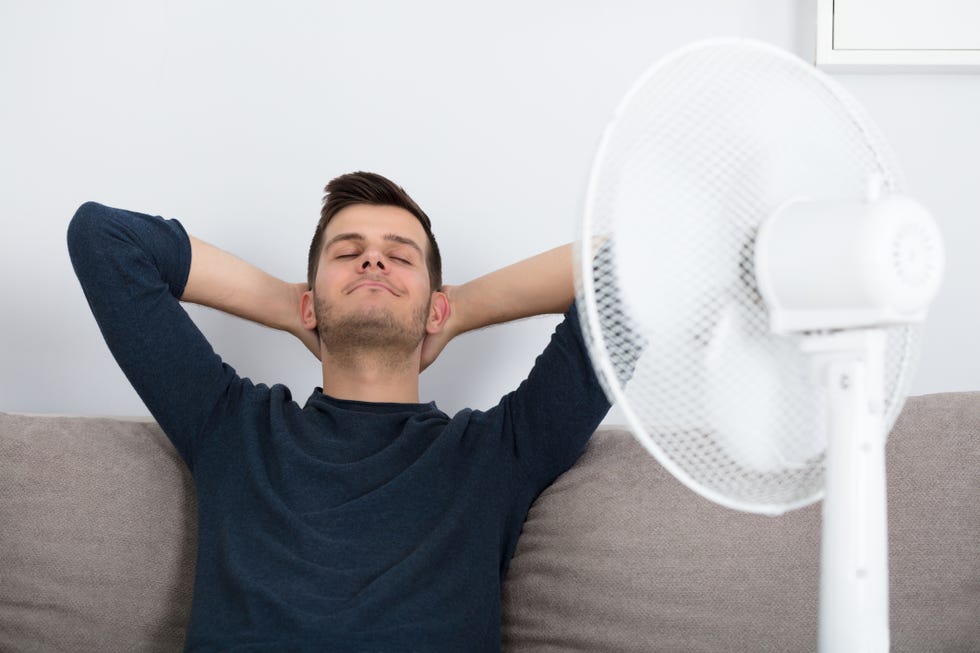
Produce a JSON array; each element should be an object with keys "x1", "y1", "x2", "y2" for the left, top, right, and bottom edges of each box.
[{"x1": 807, "y1": 330, "x2": 890, "y2": 653}]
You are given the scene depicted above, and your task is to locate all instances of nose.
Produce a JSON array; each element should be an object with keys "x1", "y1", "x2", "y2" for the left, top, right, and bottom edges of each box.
[{"x1": 360, "y1": 257, "x2": 385, "y2": 271}]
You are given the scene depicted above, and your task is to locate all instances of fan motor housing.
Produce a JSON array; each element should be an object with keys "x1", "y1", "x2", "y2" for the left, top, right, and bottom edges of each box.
[{"x1": 754, "y1": 193, "x2": 944, "y2": 334}]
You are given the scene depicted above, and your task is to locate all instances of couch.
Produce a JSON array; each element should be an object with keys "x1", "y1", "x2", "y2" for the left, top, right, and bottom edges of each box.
[{"x1": 1, "y1": 392, "x2": 977, "y2": 652}]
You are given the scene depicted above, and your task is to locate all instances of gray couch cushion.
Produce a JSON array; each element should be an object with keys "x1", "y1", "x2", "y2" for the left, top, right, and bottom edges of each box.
[
  {"x1": 500, "y1": 392, "x2": 980, "y2": 652},
  {"x1": 0, "y1": 414, "x2": 196, "y2": 652}
]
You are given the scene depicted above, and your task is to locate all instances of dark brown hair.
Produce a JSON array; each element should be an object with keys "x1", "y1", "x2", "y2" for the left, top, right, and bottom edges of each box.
[{"x1": 307, "y1": 171, "x2": 442, "y2": 291}]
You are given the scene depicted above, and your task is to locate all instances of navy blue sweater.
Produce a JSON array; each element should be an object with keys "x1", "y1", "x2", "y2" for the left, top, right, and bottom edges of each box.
[{"x1": 67, "y1": 202, "x2": 610, "y2": 652}]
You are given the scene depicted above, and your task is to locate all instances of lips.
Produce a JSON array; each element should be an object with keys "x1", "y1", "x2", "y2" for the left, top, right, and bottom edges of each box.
[{"x1": 348, "y1": 280, "x2": 399, "y2": 296}]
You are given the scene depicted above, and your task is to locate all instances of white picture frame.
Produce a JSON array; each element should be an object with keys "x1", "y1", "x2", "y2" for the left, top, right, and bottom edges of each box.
[{"x1": 816, "y1": 0, "x2": 980, "y2": 72}]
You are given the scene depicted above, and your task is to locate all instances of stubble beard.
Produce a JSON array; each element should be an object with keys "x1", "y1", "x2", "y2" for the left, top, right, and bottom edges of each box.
[{"x1": 314, "y1": 292, "x2": 430, "y2": 367}]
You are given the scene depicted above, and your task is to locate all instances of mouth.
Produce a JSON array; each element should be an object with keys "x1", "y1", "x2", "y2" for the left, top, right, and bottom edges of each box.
[{"x1": 348, "y1": 281, "x2": 399, "y2": 296}]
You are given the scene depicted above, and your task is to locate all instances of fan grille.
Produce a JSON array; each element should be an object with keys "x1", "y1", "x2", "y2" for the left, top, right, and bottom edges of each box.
[{"x1": 577, "y1": 40, "x2": 921, "y2": 514}]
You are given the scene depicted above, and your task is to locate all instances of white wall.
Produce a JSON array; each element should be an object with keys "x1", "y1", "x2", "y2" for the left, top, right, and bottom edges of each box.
[{"x1": 2, "y1": 0, "x2": 977, "y2": 419}]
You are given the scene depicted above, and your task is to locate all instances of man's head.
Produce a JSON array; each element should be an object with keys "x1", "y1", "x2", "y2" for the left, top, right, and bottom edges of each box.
[
  {"x1": 301, "y1": 172, "x2": 449, "y2": 364},
  {"x1": 307, "y1": 171, "x2": 442, "y2": 292}
]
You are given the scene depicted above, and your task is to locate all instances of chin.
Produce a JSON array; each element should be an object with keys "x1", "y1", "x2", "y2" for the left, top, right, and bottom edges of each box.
[{"x1": 315, "y1": 292, "x2": 429, "y2": 348}]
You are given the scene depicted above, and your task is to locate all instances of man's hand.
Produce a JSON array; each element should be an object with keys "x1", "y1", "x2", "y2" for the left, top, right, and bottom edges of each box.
[
  {"x1": 183, "y1": 237, "x2": 325, "y2": 359},
  {"x1": 418, "y1": 243, "x2": 575, "y2": 372}
]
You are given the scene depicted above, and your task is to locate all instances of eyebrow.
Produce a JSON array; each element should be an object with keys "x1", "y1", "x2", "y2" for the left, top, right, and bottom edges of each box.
[{"x1": 324, "y1": 232, "x2": 424, "y2": 257}]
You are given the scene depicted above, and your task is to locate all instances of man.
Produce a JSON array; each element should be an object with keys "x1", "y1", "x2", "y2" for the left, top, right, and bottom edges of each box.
[{"x1": 68, "y1": 171, "x2": 610, "y2": 652}]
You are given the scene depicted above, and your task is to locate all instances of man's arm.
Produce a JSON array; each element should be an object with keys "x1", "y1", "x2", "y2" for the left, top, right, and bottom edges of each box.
[
  {"x1": 442, "y1": 241, "x2": 609, "y2": 493},
  {"x1": 67, "y1": 203, "x2": 241, "y2": 465},
  {"x1": 452, "y1": 242, "x2": 574, "y2": 328},
  {"x1": 420, "y1": 243, "x2": 574, "y2": 370},
  {"x1": 182, "y1": 236, "x2": 320, "y2": 357},
  {"x1": 184, "y1": 237, "x2": 577, "y2": 370},
  {"x1": 184, "y1": 235, "x2": 576, "y2": 370}
]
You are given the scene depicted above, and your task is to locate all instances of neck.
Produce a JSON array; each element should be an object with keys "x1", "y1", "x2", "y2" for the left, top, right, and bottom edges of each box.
[{"x1": 319, "y1": 345, "x2": 422, "y2": 404}]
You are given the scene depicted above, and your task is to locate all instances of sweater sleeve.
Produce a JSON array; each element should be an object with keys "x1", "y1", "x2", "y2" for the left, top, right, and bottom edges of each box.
[
  {"x1": 498, "y1": 301, "x2": 612, "y2": 495},
  {"x1": 67, "y1": 201, "x2": 237, "y2": 467}
]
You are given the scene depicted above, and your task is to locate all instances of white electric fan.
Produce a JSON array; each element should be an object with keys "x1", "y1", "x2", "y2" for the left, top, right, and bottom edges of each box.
[{"x1": 575, "y1": 39, "x2": 944, "y2": 652}]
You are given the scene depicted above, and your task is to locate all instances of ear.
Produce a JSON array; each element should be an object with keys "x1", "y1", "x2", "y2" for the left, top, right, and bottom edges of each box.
[
  {"x1": 425, "y1": 290, "x2": 451, "y2": 334},
  {"x1": 300, "y1": 288, "x2": 318, "y2": 330}
]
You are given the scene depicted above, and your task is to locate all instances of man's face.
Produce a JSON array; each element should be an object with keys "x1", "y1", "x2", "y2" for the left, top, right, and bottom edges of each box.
[{"x1": 309, "y1": 204, "x2": 435, "y2": 355}]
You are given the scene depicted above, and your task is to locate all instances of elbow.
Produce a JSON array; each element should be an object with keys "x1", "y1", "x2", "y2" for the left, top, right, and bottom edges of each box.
[
  {"x1": 67, "y1": 201, "x2": 111, "y2": 269},
  {"x1": 67, "y1": 201, "x2": 106, "y2": 251}
]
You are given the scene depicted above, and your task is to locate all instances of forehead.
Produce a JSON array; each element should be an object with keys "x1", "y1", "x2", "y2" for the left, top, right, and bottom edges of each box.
[{"x1": 324, "y1": 204, "x2": 428, "y2": 249}]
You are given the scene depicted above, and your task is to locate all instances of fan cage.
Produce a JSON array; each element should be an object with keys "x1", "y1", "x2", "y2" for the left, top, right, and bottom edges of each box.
[{"x1": 576, "y1": 39, "x2": 921, "y2": 515}]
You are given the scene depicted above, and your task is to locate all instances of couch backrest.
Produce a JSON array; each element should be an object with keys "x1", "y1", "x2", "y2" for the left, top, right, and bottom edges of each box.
[
  {"x1": 0, "y1": 415, "x2": 197, "y2": 652},
  {"x1": 501, "y1": 392, "x2": 980, "y2": 652},
  {"x1": 1, "y1": 392, "x2": 978, "y2": 652}
]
